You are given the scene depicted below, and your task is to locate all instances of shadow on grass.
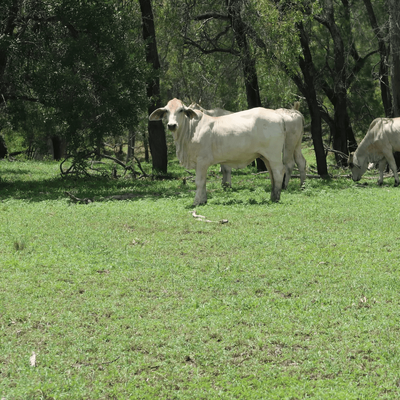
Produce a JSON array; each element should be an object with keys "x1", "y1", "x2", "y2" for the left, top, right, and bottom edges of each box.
[
  {"x1": 0, "y1": 161, "x2": 268, "y2": 203},
  {"x1": 0, "y1": 165, "x2": 189, "y2": 203},
  {"x1": 0, "y1": 179, "x2": 195, "y2": 204},
  {"x1": 0, "y1": 160, "x2": 356, "y2": 203}
]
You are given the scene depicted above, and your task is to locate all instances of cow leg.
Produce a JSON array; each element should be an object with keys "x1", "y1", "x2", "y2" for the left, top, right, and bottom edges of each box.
[
  {"x1": 194, "y1": 163, "x2": 209, "y2": 205},
  {"x1": 282, "y1": 147, "x2": 295, "y2": 190},
  {"x1": 294, "y1": 145, "x2": 307, "y2": 187},
  {"x1": 383, "y1": 152, "x2": 400, "y2": 186},
  {"x1": 378, "y1": 159, "x2": 387, "y2": 186},
  {"x1": 261, "y1": 157, "x2": 284, "y2": 202},
  {"x1": 221, "y1": 164, "x2": 232, "y2": 188}
]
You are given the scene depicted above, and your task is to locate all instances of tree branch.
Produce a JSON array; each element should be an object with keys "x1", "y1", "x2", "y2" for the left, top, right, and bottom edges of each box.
[
  {"x1": 184, "y1": 37, "x2": 239, "y2": 56},
  {"x1": 193, "y1": 12, "x2": 230, "y2": 21}
]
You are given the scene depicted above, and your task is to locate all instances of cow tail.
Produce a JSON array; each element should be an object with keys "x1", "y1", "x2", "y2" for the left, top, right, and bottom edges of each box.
[{"x1": 282, "y1": 117, "x2": 287, "y2": 154}]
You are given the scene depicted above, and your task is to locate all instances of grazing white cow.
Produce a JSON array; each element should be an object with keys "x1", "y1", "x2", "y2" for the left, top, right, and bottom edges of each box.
[
  {"x1": 189, "y1": 102, "x2": 306, "y2": 189},
  {"x1": 349, "y1": 117, "x2": 400, "y2": 186},
  {"x1": 149, "y1": 98, "x2": 286, "y2": 204}
]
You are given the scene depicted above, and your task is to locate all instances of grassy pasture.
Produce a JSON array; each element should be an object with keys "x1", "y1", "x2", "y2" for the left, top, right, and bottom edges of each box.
[{"x1": 1, "y1": 156, "x2": 400, "y2": 399}]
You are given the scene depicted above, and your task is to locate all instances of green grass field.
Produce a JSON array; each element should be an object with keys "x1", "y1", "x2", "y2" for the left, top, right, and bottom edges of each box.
[{"x1": 1, "y1": 156, "x2": 400, "y2": 399}]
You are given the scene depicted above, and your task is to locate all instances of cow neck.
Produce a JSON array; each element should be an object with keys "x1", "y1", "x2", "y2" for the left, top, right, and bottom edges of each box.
[
  {"x1": 356, "y1": 118, "x2": 383, "y2": 164},
  {"x1": 173, "y1": 112, "x2": 203, "y2": 169}
]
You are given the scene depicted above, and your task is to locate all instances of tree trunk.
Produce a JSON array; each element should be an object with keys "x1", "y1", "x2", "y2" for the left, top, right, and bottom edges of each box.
[
  {"x1": 126, "y1": 129, "x2": 135, "y2": 163},
  {"x1": 227, "y1": 0, "x2": 266, "y2": 171},
  {"x1": 389, "y1": 0, "x2": 400, "y2": 117},
  {"x1": 0, "y1": 135, "x2": 7, "y2": 158},
  {"x1": 363, "y1": 0, "x2": 392, "y2": 117},
  {"x1": 315, "y1": 0, "x2": 357, "y2": 163},
  {"x1": 297, "y1": 22, "x2": 329, "y2": 177},
  {"x1": 139, "y1": 0, "x2": 168, "y2": 173},
  {"x1": 51, "y1": 136, "x2": 65, "y2": 160},
  {"x1": 143, "y1": 130, "x2": 150, "y2": 163},
  {"x1": 332, "y1": 95, "x2": 357, "y2": 161}
]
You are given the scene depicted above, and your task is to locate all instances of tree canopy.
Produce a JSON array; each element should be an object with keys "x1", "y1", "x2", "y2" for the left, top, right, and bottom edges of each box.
[
  {"x1": 0, "y1": 0, "x2": 398, "y2": 175},
  {"x1": 1, "y1": 0, "x2": 148, "y2": 159}
]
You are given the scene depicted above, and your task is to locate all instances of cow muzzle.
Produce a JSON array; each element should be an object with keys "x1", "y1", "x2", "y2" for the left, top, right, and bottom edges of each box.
[{"x1": 167, "y1": 123, "x2": 177, "y2": 131}]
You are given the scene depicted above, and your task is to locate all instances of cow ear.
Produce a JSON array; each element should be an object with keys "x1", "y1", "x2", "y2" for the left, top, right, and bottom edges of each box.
[
  {"x1": 348, "y1": 153, "x2": 355, "y2": 168},
  {"x1": 348, "y1": 153, "x2": 353, "y2": 165},
  {"x1": 184, "y1": 108, "x2": 198, "y2": 119},
  {"x1": 348, "y1": 152, "x2": 360, "y2": 168},
  {"x1": 149, "y1": 108, "x2": 166, "y2": 121}
]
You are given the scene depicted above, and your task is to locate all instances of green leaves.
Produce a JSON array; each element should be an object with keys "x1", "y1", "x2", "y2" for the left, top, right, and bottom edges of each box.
[{"x1": 1, "y1": 0, "x2": 148, "y2": 157}]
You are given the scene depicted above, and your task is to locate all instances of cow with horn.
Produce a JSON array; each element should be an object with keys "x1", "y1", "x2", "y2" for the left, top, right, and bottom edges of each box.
[{"x1": 149, "y1": 98, "x2": 286, "y2": 205}]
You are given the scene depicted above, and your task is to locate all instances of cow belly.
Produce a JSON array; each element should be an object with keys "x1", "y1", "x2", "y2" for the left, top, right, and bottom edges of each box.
[
  {"x1": 220, "y1": 155, "x2": 258, "y2": 169},
  {"x1": 210, "y1": 138, "x2": 274, "y2": 168}
]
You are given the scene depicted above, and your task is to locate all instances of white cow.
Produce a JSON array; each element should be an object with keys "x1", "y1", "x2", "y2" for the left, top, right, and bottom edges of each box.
[
  {"x1": 349, "y1": 117, "x2": 400, "y2": 186},
  {"x1": 149, "y1": 98, "x2": 286, "y2": 204},
  {"x1": 189, "y1": 102, "x2": 306, "y2": 189}
]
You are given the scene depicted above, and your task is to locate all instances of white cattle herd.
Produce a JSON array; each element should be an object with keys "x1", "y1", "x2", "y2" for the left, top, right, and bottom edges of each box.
[{"x1": 149, "y1": 98, "x2": 400, "y2": 205}]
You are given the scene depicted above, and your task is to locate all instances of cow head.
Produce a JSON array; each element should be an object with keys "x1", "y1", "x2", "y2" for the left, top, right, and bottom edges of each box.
[
  {"x1": 149, "y1": 98, "x2": 198, "y2": 132},
  {"x1": 348, "y1": 152, "x2": 367, "y2": 182}
]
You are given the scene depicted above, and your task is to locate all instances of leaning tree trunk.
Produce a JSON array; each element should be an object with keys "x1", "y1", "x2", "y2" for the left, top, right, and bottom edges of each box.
[
  {"x1": 297, "y1": 22, "x2": 329, "y2": 177},
  {"x1": 139, "y1": 0, "x2": 168, "y2": 173}
]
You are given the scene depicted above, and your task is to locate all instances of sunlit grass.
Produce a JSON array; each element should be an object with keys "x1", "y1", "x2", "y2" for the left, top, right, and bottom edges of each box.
[{"x1": 1, "y1": 157, "x2": 400, "y2": 399}]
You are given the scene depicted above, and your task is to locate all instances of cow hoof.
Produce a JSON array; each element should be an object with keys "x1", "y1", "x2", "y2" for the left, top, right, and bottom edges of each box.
[{"x1": 271, "y1": 195, "x2": 281, "y2": 202}]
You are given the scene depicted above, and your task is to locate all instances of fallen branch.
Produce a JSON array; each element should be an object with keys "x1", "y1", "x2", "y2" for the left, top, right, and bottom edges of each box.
[
  {"x1": 77, "y1": 356, "x2": 121, "y2": 367},
  {"x1": 357, "y1": 173, "x2": 394, "y2": 180},
  {"x1": 252, "y1": 172, "x2": 332, "y2": 179},
  {"x1": 60, "y1": 155, "x2": 77, "y2": 176},
  {"x1": 65, "y1": 191, "x2": 94, "y2": 204},
  {"x1": 134, "y1": 156, "x2": 149, "y2": 178},
  {"x1": 65, "y1": 191, "x2": 162, "y2": 203},
  {"x1": 100, "y1": 154, "x2": 137, "y2": 178},
  {"x1": 104, "y1": 193, "x2": 146, "y2": 200},
  {"x1": 323, "y1": 145, "x2": 349, "y2": 160},
  {"x1": 190, "y1": 210, "x2": 228, "y2": 224}
]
